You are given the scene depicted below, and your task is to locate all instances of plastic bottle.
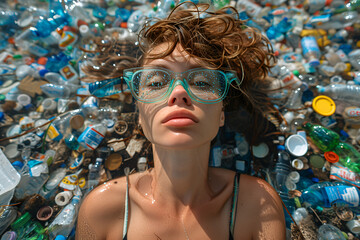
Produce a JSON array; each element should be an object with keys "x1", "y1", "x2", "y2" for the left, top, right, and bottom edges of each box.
[
  {"x1": 0, "y1": 150, "x2": 21, "y2": 206},
  {"x1": 318, "y1": 223, "x2": 346, "y2": 240},
  {"x1": 10, "y1": 212, "x2": 45, "y2": 240},
  {"x1": 87, "y1": 158, "x2": 103, "y2": 192},
  {"x1": 302, "y1": 123, "x2": 340, "y2": 152},
  {"x1": 333, "y1": 142, "x2": 360, "y2": 173},
  {"x1": 317, "y1": 84, "x2": 360, "y2": 105},
  {"x1": 273, "y1": 145, "x2": 292, "y2": 194},
  {"x1": 285, "y1": 83, "x2": 308, "y2": 109},
  {"x1": 48, "y1": 195, "x2": 81, "y2": 239},
  {"x1": 299, "y1": 181, "x2": 360, "y2": 208},
  {"x1": 301, "y1": 36, "x2": 321, "y2": 67},
  {"x1": 348, "y1": 49, "x2": 360, "y2": 71},
  {"x1": 0, "y1": 206, "x2": 17, "y2": 236},
  {"x1": 14, "y1": 156, "x2": 50, "y2": 200},
  {"x1": 39, "y1": 164, "x2": 67, "y2": 199}
]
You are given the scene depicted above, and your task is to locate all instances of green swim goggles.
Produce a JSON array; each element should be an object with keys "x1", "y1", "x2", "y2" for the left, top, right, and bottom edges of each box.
[{"x1": 122, "y1": 67, "x2": 243, "y2": 104}]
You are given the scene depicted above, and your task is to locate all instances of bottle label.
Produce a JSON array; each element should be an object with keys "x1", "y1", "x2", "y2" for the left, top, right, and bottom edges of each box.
[
  {"x1": 47, "y1": 125, "x2": 62, "y2": 141},
  {"x1": 78, "y1": 126, "x2": 105, "y2": 150},
  {"x1": 330, "y1": 163, "x2": 360, "y2": 188},
  {"x1": 325, "y1": 186, "x2": 360, "y2": 207},
  {"x1": 301, "y1": 37, "x2": 320, "y2": 58}
]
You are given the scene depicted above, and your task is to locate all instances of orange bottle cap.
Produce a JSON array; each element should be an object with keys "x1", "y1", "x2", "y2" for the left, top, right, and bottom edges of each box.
[
  {"x1": 324, "y1": 151, "x2": 339, "y2": 163},
  {"x1": 38, "y1": 57, "x2": 48, "y2": 65}
]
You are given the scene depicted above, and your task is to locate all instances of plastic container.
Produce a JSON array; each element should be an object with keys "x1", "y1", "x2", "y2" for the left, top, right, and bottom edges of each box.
[{"x1": 0, "y1": 150, "x2": 21, "y2": 206}]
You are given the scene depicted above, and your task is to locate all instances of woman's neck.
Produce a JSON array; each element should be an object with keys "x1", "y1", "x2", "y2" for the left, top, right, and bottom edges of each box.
[{"x1": 150, "y1": 143, "x2": 214, "y2": 212}]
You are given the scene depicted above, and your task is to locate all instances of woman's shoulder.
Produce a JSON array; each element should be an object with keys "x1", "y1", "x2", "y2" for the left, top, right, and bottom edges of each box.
[
  {"x1": 235, "y1": 174, "x2": 286, "y2": 239},
  {"x1": 76, "y1": 176, "x2": 129, "y2": 239}
]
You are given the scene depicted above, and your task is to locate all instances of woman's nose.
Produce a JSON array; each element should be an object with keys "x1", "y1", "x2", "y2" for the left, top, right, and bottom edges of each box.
[{"x1": 168, "y1": 84, "x2": 192, "y2": 106}]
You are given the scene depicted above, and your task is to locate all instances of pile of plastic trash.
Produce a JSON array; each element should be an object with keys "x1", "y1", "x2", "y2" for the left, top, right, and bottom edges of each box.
[{"x1": 0, "y1": 0, "x2": 360, "y2": 239}]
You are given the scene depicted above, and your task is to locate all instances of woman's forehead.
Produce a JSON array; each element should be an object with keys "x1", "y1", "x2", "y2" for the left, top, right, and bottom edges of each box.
[{"x1": 144, "y1": 43, "x2": 207, "y2": 71}]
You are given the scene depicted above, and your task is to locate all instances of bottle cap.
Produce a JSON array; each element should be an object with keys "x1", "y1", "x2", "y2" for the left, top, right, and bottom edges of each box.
[
  {"x1": 309, "y1": 154, "x2": 325, "y2": 168},
  {"x1": 288, "y1": 171, "x2": 300, "y2": 183},
  {"x1": 70, "y1": 115, "x2": 85, "y2": 130},
  {"x1": 54, "y1": 236, "x2": 67, "y2": 240},
  {"x1": 252, "y1": 142, "x2": 269, "y2": 158},
  {"x1": 312, "y1": 95, "x2": 336, "y2": 117},
  {"x1": 291, "y1": 159, "x2": 304, "y2": 170},
  {"x1": 324, "y1": 151, "x2": 339, "y2": 163},
  {"x1": 346, "y1": 219, "x2": 360, "y2": 234},
  {"x1": 285, "y1": 134, "x2": 308, "y2": 157},
  {"x1": 12, "y1": 160, "x2": 24, "y2": 170}
]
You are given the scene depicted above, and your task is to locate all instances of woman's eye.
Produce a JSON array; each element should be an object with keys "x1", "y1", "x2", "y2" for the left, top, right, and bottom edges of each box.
[{"x1": 193, "y1": 81, "x2": 211, "y2": 87}]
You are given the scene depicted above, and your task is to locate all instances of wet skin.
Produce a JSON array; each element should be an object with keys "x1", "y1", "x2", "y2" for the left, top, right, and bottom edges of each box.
[{"x1": 76, "y1": 44, "x2": 286, "y2": 240}]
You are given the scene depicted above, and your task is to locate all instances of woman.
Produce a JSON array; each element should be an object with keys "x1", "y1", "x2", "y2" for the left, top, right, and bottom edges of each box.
[{"x1": 76, "y1": 3, "x2": 286, "y2": 239}]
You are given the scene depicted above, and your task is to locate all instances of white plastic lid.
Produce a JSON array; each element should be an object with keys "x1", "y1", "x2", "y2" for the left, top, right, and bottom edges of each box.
[
  {"x1": 42, "y1": 98, "x2": 57, "y2": 111},
  {"x1": 285, "y1": 134, "x2": 308, "y2": 157},
  {"x1": 17, "y1": 94, "x2": 31, "y2": 106},
  {"x1": 252, "y1": 142, "x2": 269, "y2": 158},
  {"x1": 4, "y1": 143, "x2": 20, "y2": 159}
]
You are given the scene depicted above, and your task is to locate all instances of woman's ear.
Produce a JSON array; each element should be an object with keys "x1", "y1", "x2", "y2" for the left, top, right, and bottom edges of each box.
[{"x1": 219, "y1": 111, "x2": 225, "y2": 127}]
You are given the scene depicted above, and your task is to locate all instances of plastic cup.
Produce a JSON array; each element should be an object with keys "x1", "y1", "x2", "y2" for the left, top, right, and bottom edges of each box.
[{"x1": 285, "y1": 134, "x2": 308, "y2": 157}]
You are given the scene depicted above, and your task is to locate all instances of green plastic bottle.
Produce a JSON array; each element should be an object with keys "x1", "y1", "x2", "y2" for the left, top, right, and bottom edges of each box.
[
  {"x1": 333, "y1": 142, "x2": 360, "y2": 173},
  {"x1": 302, "y1": 123, "x2": 340, "y2": 152}
]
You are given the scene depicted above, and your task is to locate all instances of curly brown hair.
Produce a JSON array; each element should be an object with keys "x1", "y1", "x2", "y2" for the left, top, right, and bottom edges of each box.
[{"x1": 82, "y1": 2, "x2": 279, "y2": 144}]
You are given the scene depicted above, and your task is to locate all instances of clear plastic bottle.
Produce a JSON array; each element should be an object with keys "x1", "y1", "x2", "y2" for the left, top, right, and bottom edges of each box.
[
  {"x1": 299, "y1": 181, "x2": 360, "y2": 208},
  {"x1": 39, "y1": 164, "x2": 67, "y2": 199},
  {"x1": 273, "y1": 145, "x2": 292, "y2": 194},
  {"x1": 87, "y1": 158, "x2": 103, "y2": 192},
  {"x1": 14, "y1": 148, "x2": 49, "y2": 200},
  {"x1": 317, "y1": 83, "x2": 360, "y2": 105},
  {"x1": 318, "y1": 223, "x2": 346, "y2": 240},
  {"x1": 0, "y1": 206, "x2": 17, "y2": 236},
  {"x1": 48, "y1": 195, "x2": 81, "y2": 239}
]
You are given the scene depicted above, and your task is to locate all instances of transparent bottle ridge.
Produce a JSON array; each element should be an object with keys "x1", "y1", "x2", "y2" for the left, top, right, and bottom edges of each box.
[
  {"x1": 317, "y1": 84, "x2": 360, "y2": 105},
  {"x1": 87, "y1": 158, "x2": 103, "y2": 192}
]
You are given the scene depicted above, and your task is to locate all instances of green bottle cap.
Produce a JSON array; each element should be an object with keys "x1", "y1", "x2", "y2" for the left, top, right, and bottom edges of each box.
[
  {"x1": 11, "y1": 212, "x2": 31, "y2": 230},
  {"x1": 0, "y1": 94, "x2": 6, "y2": 103},
  {"x1": 293, "y1": 70, "x2": 300, "y2": 77},
  {"x1": 13, "y1": 54, "x2": 22, "y2": 60}
]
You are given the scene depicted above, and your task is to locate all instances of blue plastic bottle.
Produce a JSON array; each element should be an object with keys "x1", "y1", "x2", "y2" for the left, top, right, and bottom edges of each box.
[
  {"x1": 301, "y1": 36, "x2": 321, "y2": 67},
  {"x1": 273, "y1": 145, "x2": 292, "y2": 194},
  {"x1": 300, "y1": 181, "x2": 360, "y2": 208}
]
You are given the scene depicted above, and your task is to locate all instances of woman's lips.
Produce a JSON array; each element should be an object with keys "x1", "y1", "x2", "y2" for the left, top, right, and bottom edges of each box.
[
  {"x1": 163, "y1": 118, "x2": 196, "y2": 127},
  {"x1": 162, "y1": 110, "x2": 199, "y2": 127}
]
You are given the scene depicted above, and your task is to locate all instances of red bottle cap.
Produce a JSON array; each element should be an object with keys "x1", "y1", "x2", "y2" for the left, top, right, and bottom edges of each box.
[{"x1": 324, "y1": 151, "x2": 339, "y2": 163}]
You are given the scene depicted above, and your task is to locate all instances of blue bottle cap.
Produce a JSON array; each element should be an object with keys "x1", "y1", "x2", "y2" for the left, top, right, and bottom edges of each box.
[
  {"x1": 39, "y1": 69, "x2": 49, "y2": 78},
  {"x1": 340, "y1": 130, "x2": 349, "y2": 138},
  {"x1": 12, "y1": 161, "x2": 24, "y2": 169},
  {"x1": 54, "y1": 235, "x2": 66, "y2": 240},
  {"x1": 0, "y1": 112, "x2": 4, "y2": 121},
  {"x1": 311, "y1": 177, "x2": 319, "y2": 183},
  {"x1": 277, "y1": 145, "x2": 286, "y2": 151}
]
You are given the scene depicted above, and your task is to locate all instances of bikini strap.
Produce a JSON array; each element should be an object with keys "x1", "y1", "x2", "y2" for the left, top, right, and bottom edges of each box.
[
  {"x1": 123, "y1": 175, "x2": 129, "y2": 239},
  {"x1": 229, "y1": 172, "x2": 241, "y2": 237}
]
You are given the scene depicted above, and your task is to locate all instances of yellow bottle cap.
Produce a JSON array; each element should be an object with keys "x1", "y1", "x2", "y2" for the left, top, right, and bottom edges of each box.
[
  {"x1": 312, "y1": 95, "x2": 336, "y2": 116},
  {"x1": 345, "y1": 63, "x2": 352, "y2": 72}
]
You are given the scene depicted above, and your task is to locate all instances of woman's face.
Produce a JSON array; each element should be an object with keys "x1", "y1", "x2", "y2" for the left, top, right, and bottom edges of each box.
[{"x1": 137, "y1": 43, "x2": 225, "y2": 150}]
